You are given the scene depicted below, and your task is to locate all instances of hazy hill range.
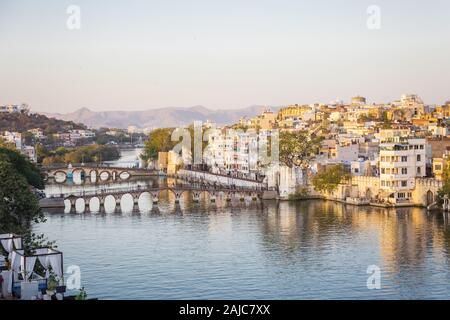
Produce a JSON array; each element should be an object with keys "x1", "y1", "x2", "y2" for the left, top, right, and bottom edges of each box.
[{"x1": 42, "y1": 105, "x2": 280, "y2": 129}]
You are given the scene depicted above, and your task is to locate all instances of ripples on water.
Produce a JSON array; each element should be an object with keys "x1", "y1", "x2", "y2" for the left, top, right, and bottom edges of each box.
[
  {"x1": 37, "y1": 149, "x2": 450, "y2": 299},
  {"x1": 35, "y1": 198, "x2": 450, "y2": 300}
]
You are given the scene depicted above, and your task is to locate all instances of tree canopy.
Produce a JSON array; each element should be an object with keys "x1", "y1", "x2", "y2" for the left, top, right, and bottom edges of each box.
[
  {"x1": 0, "y1": 147, "x2": 44, "y2": 189},
  {"x1": 41, "y1": 144, "x2": 120, "y2": 165},
  {"x1": 0, "y1": 112, "x2": 85, "y2": 134},
  {"x1": 0, "y1": 156, "x2": 44, "y2": 234},
  {"x1": 312, "y1": 164, "x2": 351, "y2": 193},
  {"x1": 141, "y1": 128, "x2": 176, "y2": 161},
  {"x1": 279, "y1": 131, "x2": 322, "y2": 168}
]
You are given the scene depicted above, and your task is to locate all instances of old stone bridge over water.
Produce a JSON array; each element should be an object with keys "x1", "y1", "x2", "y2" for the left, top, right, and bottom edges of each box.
[
  {"x1": 65, "y1": 183, "x2": 266, "y2": 212},
  {"x1": 42, "y1": 164, "x2": 159, "y2": 183}
]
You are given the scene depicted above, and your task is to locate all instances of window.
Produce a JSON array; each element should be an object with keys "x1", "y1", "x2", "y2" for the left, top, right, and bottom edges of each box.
[
  {"x1": 407, "y1": 192, "x2": 412, "y2": 198},
  {"x1": 381, "y1": 180, "x2": 385, "y2": 186},
  {"x1": 401, "y1": 168, "x2": 408, "y2": 174},
  {"x1": 354, "y1": 168, "x2": 359, "y2": 173},
  {"x1": 402, "y1": 156, "x2": 408, "y2": 162},
  {"x1": 417, "y1": 167, "x2": 421, "y2": 174},
  {"x1": 401, "y1": 180, "x2": 407, "y2": 187},
  {"x1": 381, "y1": 156, "x2": 385, "y2": 162},
  {"x1": 398, "y1": 192, "x2": 405, "y2": 198},
  {"x1": 417, "y1": 155, "x2": 421, "y2": 161},
  {"x1": 420, "y1": 145, "x2": 424, "y2": 150},
  {"x1": 381, "y1": 168, "x2": 385, "y2": 174},
  {"x1": 435, "y1": 165, "x2": 442, "y2": 171}
]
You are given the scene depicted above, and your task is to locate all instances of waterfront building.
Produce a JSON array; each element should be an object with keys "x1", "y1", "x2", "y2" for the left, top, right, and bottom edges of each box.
[
  {"x1": 379, "y1": 137, "x2": 426, "y2": 202},
  {"x1": 202, "y1": 127, "x2": 275, "y2": 175}
]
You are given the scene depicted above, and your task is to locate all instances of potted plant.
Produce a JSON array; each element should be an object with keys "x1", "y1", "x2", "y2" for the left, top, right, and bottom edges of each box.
[
  {"x1": 46, "y1": 273, "x2": 59, "y2": 296},
  {"x1": 75, "y1": 287, "x2": 87, "y2": 300}
]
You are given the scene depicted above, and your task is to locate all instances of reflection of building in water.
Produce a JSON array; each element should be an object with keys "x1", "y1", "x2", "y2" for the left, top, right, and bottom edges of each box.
[{"x1": 261, "y1": 201, "x2": 448, "y2": 275}]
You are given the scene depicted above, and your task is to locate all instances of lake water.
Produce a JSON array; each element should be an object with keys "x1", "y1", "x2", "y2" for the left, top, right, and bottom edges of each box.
[{"x1": 34, "y1": 149, "x2": 450, "y2": 299}]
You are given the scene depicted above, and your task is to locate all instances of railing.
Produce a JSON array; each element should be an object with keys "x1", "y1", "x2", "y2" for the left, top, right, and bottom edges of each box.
[
  {"x1": 180, "y1": 167, "x2": 265, "y2": 183},
  {"x1": 64, "y1": 183, "x2": 266, "y2": 198},
  {"x1": 42, "y1": 163, "x2": 154, "y2": 172}
]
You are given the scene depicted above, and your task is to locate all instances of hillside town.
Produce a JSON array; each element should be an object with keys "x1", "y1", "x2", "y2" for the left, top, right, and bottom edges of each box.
[
  {"x1": 0, "y1": 104, "x2": 146, "y2": 164},
  {"x1": 151, "y1": 94, "x2": 450, "y2": 209},
  {"x1": 3, "y1": 94, "x2": 450, "y2": 209}
]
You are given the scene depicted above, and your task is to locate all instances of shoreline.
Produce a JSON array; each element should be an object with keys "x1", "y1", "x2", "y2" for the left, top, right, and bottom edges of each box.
[{"x1": 39, "y1": 195, "x2": 441, "y2": 211}]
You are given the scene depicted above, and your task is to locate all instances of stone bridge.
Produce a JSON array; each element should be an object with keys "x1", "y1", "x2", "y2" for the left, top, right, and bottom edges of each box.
[
  {"x1": 65, "y1": 184, "x2": 265, "y2": 212},
  {"x1": 43, "y1": 164, "x2": 159, "y2": 183}
]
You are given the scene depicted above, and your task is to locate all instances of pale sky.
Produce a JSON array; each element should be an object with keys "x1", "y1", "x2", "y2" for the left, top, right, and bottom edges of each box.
[{"x1": 1, "y1": 0, "x2": 449, "y2": 113}]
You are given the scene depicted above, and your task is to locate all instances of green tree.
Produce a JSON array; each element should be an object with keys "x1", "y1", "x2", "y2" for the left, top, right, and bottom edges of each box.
[
  {"x1": 35, "y1": 143, "x2": 49, "y2": 163},
  {"x1": 312, "y1": 164, "x2": 351, "y2": 193},
  {"x1": 0, "y1": 157, "x2": 44, "y2": 234},
  {"x1": 141, "y1": 128, "x2": 176, "y2": 161},
  {"x1": 0, "y1": 147, "x2": 44, "y2": 189},
  {"x1": 437, "y1": 162, "x2": 450, "y2": 205},
  {"x1": 279, "y1": 131, "x2": 322, "y2": 168},
  {"x1": 63, "y1": 144, "x2": 120, "y2": 163}
]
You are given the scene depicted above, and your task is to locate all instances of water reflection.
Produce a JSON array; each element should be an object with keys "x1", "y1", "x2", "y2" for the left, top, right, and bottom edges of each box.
[
  {"x1": 36, "y1": 149, "x2": 450, "y2": 299},
  {"x1": 36, "y1": 199, "x2": 450, "y2": 299}
]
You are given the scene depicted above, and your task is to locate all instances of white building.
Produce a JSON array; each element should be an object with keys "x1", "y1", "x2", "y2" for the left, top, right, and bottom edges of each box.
[
  {"x1": 203, "y1": 128, "x2": 271, "y2": 174},
  {"x1": 28, "y1": 128, "x2": 46, "y2": 139},
  {"x1": 428, "y1": 123, "x2": 449, "y2": 137},
  {"x1": 0, "y1": 104, "x2": 29, "y2": 114},
  {"x1": 1, "y1": 131, "x2": 22, "y2": 149},
  {"x1": 21, "y1": 146, "x2": 37, "y2": 163},
  {"x1": 379, "y1": 137, "x2": 426, "y2": 202}
]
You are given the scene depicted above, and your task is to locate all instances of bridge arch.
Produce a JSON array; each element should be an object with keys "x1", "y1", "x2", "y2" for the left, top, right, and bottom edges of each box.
[
  {"x1": 72, "y1": 168, "x2": 86, "y2": 185},
  {"x1": 166, "y1": 188, "x2": 187, "y2": 203},
  {"x1": 88, "y1": 197, "x2": 100, "y2": 212},
  {"x1": 54, "y1": 170, "x2": 67, "y2": 183},
  {"x1": 119, "y1": 171, "x2": 131, "y2": 180},
  {"x1": 104, "y1": 195, "x2": 116, "y2": 213},
  {"x1": 426, "y1": 190, "x2": 434, "y2": 206},
  {"x1": 120, "y1": 193, "x2": 134, "y2": 213},
  {"x1": 89, "y1": 170, "x2": 98, "y2": 183},
  {"x1": 365, "y1": 188, "x2": 372, "y2": 200},
  {"x1": 99, "y1": 171, "x2": 110, "y2": 181},
  {"x1": 74, "y1": 198, "x2": 86, "y2": 213}
]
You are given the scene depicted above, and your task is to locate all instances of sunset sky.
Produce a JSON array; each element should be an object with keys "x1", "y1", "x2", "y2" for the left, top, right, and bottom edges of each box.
[{"x1": 1, "y1": 0, "x2": 449, "y2": 112}]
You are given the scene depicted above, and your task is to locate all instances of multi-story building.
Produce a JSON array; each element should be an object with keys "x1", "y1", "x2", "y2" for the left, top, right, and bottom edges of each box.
[
  {"x1": 203, "y1": 128, "x2": 271, "y2": 174},
  {"x1": 250, "y1": 109, "x2": 277, "y2": 130},
  {"x1": 379, "y1": 137, "x2": 426, "y2": 202},
  {"x1": 1, "y1": 131, "x2": 22, "y2": 149},
  {"x1": 0, "y1": 104, "x2": 29, "y2": 114},
  {"x1": 21, "y1": 146, "x2": 37, "y2": 163},
  {"x1": 28, "y1": 128, "x2": 46, "y2": 139},
  {"x1": 277, "y1": 104, "x2": 312, "y2": 122}
]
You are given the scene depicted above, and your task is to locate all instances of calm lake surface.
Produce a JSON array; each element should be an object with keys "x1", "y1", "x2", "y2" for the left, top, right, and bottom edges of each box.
[{"x1": 35, "y1": 149, "x2": 450, "y2": 299}]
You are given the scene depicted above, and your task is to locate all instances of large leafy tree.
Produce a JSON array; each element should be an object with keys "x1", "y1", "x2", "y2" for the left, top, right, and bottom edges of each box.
[
  {"x1": 279, "y1": 131, "x2": 322, "y2": 168},
  {"x1": 312, "y1": 164, "x2": 351, "y2": 193},
  {"x1": 0, "y1": 156, "x2": 44, "y2": 234},
  {"x1": 438, "y1": 162, "x2": 450, "y2": 204},
  {"x1": 141, "y1": 128, "x2": 176, "y2": 161},
  {"x1": 0, "y1": 147, "x2": 44, "y2": 189}
]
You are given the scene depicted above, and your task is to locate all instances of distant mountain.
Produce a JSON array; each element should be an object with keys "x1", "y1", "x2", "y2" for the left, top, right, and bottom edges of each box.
[
  {"x1": 42, "y1": 105, "x2": 280, "y2": 129},
  {"x1": 0, "y1": 112, "x2": 86, "y2": 133}
]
